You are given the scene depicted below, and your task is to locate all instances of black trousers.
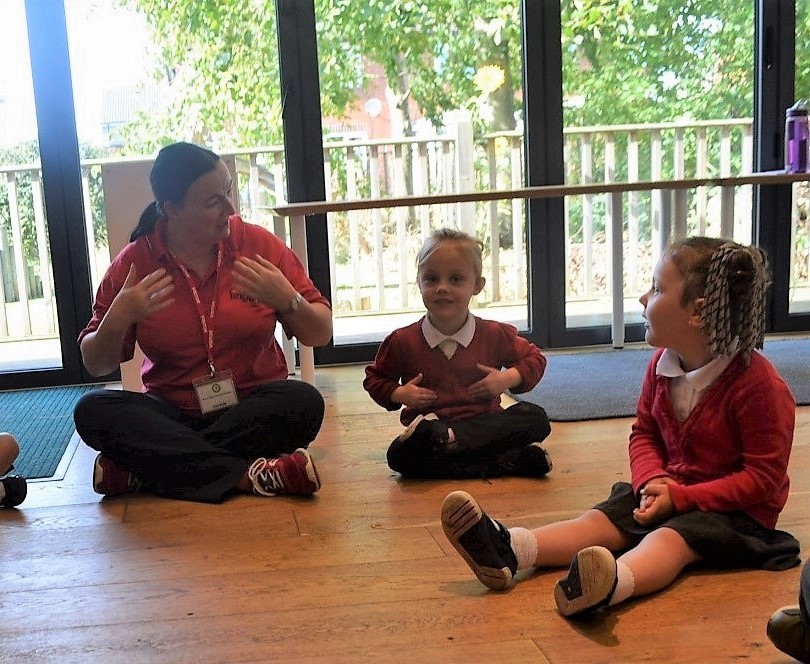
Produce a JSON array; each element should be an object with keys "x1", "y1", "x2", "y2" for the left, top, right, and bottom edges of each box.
[
  {"x1": 386, "y1": 401, "x2": 551, "y2": 479},
  {"x1": 73, "y1": 380, "x2": 324, "y2": 503}
]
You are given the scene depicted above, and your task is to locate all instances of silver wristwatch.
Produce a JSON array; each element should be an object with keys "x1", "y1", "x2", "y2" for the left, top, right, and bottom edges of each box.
[{"x1": 282, "y1": 291, "x2": 303, "y2": 315}]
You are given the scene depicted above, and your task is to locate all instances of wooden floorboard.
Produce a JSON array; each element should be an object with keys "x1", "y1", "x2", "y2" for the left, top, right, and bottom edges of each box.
[{"x1": 0, "y1": 363, "x2": 806, "y2": 663}]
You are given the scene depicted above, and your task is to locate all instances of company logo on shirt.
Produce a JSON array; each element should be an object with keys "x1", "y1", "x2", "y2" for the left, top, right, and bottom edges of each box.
[{"x1": 230, "y1": 290, "x2": 259, "y2": 305}]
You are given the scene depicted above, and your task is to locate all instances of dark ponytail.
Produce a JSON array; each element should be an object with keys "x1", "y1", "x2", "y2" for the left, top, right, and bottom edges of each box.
[
  {"x1": 129, "y1": 142, "x2": 220, "y2": 242},
  {"x1": 130, "y1": 201, "x2": 161, "y2": 242}
]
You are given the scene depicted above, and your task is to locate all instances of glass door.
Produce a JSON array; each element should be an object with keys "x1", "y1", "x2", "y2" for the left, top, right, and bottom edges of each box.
[
  {"x1": 0, "y1": 0, "x2": 93, "y2": 389},
  {"x1": 310, "y1": 1, "x2": 528, "y2": 363},
  {"x1": 549, "y1": 0, "x2": 756, "y2": 347}
]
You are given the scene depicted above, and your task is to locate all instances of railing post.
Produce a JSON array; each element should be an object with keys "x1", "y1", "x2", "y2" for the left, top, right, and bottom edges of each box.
[
  {"x1": 657, "y1": 188, "x2": 672, "y2": 256},
  {"x1": 510, "y1": 136, "x2": 525, "y2": 300},
  {"x1": 393, "y1": 143, "x2": 409, "y2": 308},
  {"x1": 81, "y1": 166, "x2": 98, "y2": 290},
  {"x1": 720, "y1": 186, "x2": 735, "y2": 238},
  {"x1": 487, "y1": 138, "x2": 500, "y2": 301},
  {"x1": 609, "y1": 191, "x2": 625, "y2": 348},
  {"x1": 451, "y1": 111, "x2": 476, "y2": 236},
  {"x1": 0, "y1": 224, "x2": 9, "y2": 336},
  {"x1": 289, "y1": 213, "x2": 315, "y2": 385},
  {"x1": 673, "y1": 188, "x2": 688, "y2": 240},
  {"x1": 370, "y1": 144, "x2": 385, "y2": 309},
  {"x1": 581, "y1": 134, "x2": 594, "y2": 297},
  {"x1": 6, "y1": 172, "x2": 31, "y2": 336},
  {"x1": 31, "y1": 171, "x2": 55, "y2": 333},
  {"x1": 346, "y1": 146, "x2": 362, "y2": 310}
]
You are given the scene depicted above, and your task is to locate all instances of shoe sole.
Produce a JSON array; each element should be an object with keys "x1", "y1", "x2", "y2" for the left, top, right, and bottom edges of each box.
[
  {"x1": 441, "y1": 490, "x2": 515, "y2": 590},
  {"x1": 554, "y1": 546, "x2": 617, "y2": 617}
]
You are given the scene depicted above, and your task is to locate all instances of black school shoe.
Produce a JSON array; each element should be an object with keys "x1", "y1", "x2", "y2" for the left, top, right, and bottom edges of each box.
[
  {"x1": 767, "y1": 605, "x2": 810, "y2": 663},
  {"x1": 554, "y1": 545, "x2": 618, "y2": 617},
  {"x1": 497, "y1": 442, "x2": 553, "y2": 478},
  {"x1": 0, "y1": 475, "x2": 27, "y2": 507},
  {"x1": 441, "y1": 490, "x2": 518, "y2": 590}
]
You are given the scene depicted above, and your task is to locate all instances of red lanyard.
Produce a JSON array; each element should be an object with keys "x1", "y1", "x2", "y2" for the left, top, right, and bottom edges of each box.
[{"x1": 173, "y1": 247, "x2": 223, "y2": 376}]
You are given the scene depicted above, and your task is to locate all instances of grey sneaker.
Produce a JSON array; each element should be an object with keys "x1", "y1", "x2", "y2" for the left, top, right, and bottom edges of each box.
[
  {"x1": 441, "y1": 490, "x2": 518, "y2": 590},
  {"x1": 554, "y1": 545, "x2": 618, "y2": 617}
]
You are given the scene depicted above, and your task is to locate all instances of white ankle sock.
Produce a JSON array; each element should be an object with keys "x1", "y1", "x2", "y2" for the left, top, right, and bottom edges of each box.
[
  {"x1": 608, "y1": 560, "x2": 635, "y2": 606},
  {"x1": 508, "y1": 527, "x2": 538, "y2": 570}
]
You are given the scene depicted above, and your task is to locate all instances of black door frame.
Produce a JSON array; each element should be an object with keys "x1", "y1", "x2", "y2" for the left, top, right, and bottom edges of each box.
[{"x1": 0, "y1": 1, "x2": 96, "y2": 390}]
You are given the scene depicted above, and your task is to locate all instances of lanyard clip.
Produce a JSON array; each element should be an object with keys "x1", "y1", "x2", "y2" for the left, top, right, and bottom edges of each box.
[{"x1": 208, "y1": 361, "x2": 216, "y2": 377}]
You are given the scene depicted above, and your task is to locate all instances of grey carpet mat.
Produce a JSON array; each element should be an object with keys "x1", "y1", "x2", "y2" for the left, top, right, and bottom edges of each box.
[{"x1": 512, "y1": 338, "x2": 810, "y2": 421}]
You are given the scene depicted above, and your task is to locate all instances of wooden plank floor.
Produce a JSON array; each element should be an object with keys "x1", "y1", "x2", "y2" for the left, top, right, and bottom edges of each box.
[{"x1": 1, "y1": 363, "x2": 808, "y2": 663}]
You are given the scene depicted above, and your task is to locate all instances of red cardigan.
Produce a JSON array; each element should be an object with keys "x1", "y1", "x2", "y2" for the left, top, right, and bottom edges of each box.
[
  {"x1": 363, "y1": 316, "x2": 547, "y2": 425},
  {"x1": 629, "y1": 348, "x2": 795, "y2": 528}
]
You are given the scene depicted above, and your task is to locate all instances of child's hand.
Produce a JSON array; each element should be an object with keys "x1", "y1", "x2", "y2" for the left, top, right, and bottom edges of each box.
[
  {"x1": 633, "y1": 481, "x2": 675, "y2": 526},
  {"x1": 392, "y1": 373, "x2": 438, "y2": 409},
  {"x1": 468, "y1": 364, "x2": 519, "y2": 400}
]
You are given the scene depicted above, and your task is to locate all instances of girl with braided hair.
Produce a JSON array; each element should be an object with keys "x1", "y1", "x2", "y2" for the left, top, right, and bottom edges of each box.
[{"x1": 439, "y1": 236, "x2": 800, "y2": 620}]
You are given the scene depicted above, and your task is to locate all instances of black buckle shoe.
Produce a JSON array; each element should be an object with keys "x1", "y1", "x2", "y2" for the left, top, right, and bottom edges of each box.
[
  {"x1": 0, "y1": 475, "x2": 27, "y2": 507},
  {"x1": 767, "y1": 605, "x2": 810, "y2": 663}
]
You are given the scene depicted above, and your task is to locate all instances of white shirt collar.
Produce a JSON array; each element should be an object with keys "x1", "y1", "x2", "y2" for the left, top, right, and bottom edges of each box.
[
  {"x1": 422, "y1": 314, "x2": 476, "y2": 349},
  {"x1": 656, "y1": 346, "x2": 736, "y2": 392}
]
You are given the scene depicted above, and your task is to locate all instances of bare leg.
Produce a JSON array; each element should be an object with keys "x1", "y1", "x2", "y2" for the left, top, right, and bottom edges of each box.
[
  {"x1": 618, "y1": 526, "x2": 701, "y2": 597},
  {"x1": 533, "y1": 509, "x2": 634, "y2": 567},
  {"x1": 0, "y1": 433, "x2": 20, "y2": 475}
]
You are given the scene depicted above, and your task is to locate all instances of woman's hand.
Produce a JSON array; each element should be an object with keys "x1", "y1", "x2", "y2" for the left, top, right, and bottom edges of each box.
[
  {"x1": 110, "y1": 265, "x2": 175, "y2": 326},
  {"x1": 232, "y1": 255, "x2": 295, "y2": 311},
  {"x1": 80, "y1": 264, "x2": 174, "y2": 377}
]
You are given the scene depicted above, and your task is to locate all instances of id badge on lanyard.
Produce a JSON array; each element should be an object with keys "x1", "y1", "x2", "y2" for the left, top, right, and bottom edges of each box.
[
  {"x1": 175, "y1": 249, "x2": 239, "y2": 414},
  {"x1": 193, "y1": 370, "x2": 237, "y2": 414}
]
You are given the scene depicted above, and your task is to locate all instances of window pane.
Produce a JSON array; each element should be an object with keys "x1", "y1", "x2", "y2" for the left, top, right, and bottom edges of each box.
[
  {"x1": 315, "y1": 2, "x2": 527, "y2": 346},
  {"x1": 790, "y1": 2, "x2": 810, "y2": 315},
  {"x1": 561, "y1": 2, "x2": 754, "y2": 329},
  {"x1": 0, "y1": 1, "x2": 65, "y2": 372}
]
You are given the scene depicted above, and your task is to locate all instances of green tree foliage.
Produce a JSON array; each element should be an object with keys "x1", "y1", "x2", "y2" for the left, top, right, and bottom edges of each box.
[
  {"x1": 119, "y1": 0, "x2": 523, "y2": 148},
  {"x1": 562, "y1": 0, "x2": 754, "y2": 126}
]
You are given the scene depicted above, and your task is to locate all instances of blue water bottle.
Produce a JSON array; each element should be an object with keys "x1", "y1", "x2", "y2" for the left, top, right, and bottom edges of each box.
[{"x1": 785, "y1": 100, "x2": 809, "y2": 173}]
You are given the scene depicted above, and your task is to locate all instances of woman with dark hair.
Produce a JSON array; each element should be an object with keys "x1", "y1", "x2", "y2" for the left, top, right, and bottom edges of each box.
[{"x1": 74, "y1": 142, "x2": 333, "y2": 503}]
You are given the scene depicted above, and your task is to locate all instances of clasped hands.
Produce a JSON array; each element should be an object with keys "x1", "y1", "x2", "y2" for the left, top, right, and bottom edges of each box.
[{"x1": 633, "y1": 476, "x2": 677, "y2": 526}]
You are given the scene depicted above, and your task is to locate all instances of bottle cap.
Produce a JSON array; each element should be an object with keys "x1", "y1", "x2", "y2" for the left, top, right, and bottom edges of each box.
[{"x1": 787, "y1": 100, "x2": 809, "y2": 117}]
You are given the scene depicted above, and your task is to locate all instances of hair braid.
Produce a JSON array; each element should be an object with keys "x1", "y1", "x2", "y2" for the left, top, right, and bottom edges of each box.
[{"x1": 699, "y1": 242, "x2": 770, "y2": 364}]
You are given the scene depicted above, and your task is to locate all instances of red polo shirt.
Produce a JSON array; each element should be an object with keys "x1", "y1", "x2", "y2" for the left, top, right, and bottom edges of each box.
[{"x1": 79, "y1": 215, "x2": 330, "y2": 414}]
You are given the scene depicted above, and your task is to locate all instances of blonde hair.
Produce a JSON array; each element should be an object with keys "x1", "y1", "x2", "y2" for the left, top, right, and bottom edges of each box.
[
  {"x1": 416, "y1": 228, "x2": 484, "y2": 279},
  {"x1": 666, "y1": 236, "x2": 771, "y2": 364}
]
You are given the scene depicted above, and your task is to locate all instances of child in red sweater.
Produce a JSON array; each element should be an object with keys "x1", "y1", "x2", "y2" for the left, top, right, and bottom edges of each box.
[
  {"x1": 0, "y1": 432, "x2": 27, "y2": 507},
  {"x1": 441, "y1": 236, "x2": 799, "y2": 617},
  {"x1": 364, "y1": 228, "x2": 551, "y2": 479}
]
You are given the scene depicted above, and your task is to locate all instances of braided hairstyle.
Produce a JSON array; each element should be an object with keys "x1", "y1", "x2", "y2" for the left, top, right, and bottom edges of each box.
[{"x1": 666, "y1": 236, "x2": 771, "y2": 364}]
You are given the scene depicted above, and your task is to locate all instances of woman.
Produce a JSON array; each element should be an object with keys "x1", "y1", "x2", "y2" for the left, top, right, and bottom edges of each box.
[{"x1": 74, "y1": 142, "x2": 332, "y2": 502}]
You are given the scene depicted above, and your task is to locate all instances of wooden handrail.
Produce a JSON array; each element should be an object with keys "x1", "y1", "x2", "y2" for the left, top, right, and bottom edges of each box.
[
  {"x1": 273, "y1": 171, "x2": 810, "y2": 217},
  {"x1": 274, "y1": 170, "x2": 810, "y2": 384}
]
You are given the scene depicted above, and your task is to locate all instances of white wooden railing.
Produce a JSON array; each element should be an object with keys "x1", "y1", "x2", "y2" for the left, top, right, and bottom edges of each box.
[
  {"x1": 273, "y1": 170, "x2": 810, "y2": 382},
  {"x1": 2, "y1": 118, "x2": 809, "y2": 347}
]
